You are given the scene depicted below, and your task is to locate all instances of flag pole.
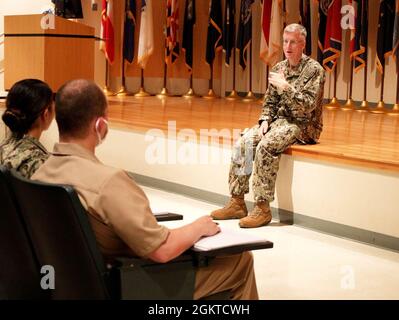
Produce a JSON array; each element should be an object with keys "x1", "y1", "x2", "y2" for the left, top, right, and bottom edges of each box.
[
  {"x1": 157, "y1": 59, "x2": 170, "y2": 98},
  {"x1": 158, "y1": 10, "x2": 170, "y2": 98},
  {"x1": 103, "y1": 60, "x2": 115, "y2": 96},
  {"x1": 371, "y1": 64, "x2": 387, "y2": 114},
  {"x1": 116, "y1": 57, "x2": 132, "y2": 96},
  {"x1": 203, "y1": 63, "x2": 217, "y2": 99},
  {"x1": 358, "y1": 56, "x2": 370, "y2": 112},
  {"x1": 342, "y1": 59, "x2": 356, "y2": 110},
  {"x1": 134, "y1": 68, "x2": 151, "y2": 97},
  {"x1": 243, "y1": 40, "x2": 256, "y2": 102},
  {"x1": 357, "y1": 0, "x2": 369, "y2": 112},
  {"x1": 324, "y1": 65, "x2": 340, "y2": 109},
  {"x1": 183, "y1": 73, "x2": 196, "y2": 98},
  {"x1": 388, "y1": 70, "x2": 399, "y2": 115},
  {"x1": 117, "y1": 0, "x2": 132, "y2": 96},
  {"x1": 182, "y1": 0, "x2": 197, "y2": 98},
  {"x1": 226, "y1": 46, "x2": 239, "y2": 100}
]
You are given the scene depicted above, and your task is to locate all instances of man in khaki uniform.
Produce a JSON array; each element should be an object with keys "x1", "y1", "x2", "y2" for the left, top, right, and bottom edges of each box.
[
  {"x1": 32, "y1": 79, "x2": 258, "y2": 300},
  {"x1": 211, "y1": 24, "x2": 325, "y2": 228}
]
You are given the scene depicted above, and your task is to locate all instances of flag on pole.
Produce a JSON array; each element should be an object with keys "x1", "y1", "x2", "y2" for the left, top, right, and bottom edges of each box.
[
  {"x1": 376, "y1": 0, "x2": 395, "y2": 74},
  {"x1": 392, "y1": 0, "x2": 399, "y2": 73},
  {"x1": 137, "y1": 0, "x2": 154, "y2": 69},
  {"x1": 322, "y1": 0, "x2": 342, "y2": 72},
  {"x1": 349, "y1": 0, "x2": 368, "y2": 73},
  {"x1": 123, "y1": 0, "x2": 136, "y2": 63},
  {"x1": 299, "y1": 0, "x2": 312, "y2": 56},
  {"x1": 205, "y1": 0, "x2": 223, "y2": 65},
  {"x1": 259, "y1": 0, "x2": 283, "y2": 66},
  {"x1": 223, "y1": 0, "x2": 236, "y2": 66},
  {"x1": 182, "y1": 0, "x2": 196, "y2": 72},
  {"x1": 166, "y1": 0, "x2": 180, "y2": 64},
  {"x1": 317, "y1": 0, "x2": 327, "y2": 65},
  {"x1": 100, "y1": 0, "x2": 115, "y2": 63},
  {"x1": 237, "y1": 0, "x2": 254, "y2": 69},
  {"x1": 259, "y1": 0, "x2": 272, "y2": 64}
]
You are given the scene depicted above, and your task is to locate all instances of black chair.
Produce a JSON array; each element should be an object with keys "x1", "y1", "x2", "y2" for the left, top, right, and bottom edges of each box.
[
  {"x1": 0, "y1": 166, "x2": 47, "y2": 300},
  {"x1": 3, "y1": 167, "x2": 269, "y2": 299},
  {"x1": 5, "y1": 169, "x2": 197, "y2": 300}
]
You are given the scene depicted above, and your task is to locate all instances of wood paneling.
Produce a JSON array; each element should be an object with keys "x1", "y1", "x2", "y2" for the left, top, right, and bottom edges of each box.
[
  {"x1": 4, "y1": 14, "x2": 94, "y2": 91},
  {"x1": 107, "y1": 96, "x2": 399, "y2": 173}
]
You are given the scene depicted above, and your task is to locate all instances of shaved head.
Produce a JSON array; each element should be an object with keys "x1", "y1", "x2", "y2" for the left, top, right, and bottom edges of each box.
[{"x1": 55, "y1": 79, "x2": 107, "y2": 139}]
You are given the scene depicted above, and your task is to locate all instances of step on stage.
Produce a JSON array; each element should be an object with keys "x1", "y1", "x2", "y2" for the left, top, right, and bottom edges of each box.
[{"x1": 107, "y1": 96, "x2": 399, "y2": 173}]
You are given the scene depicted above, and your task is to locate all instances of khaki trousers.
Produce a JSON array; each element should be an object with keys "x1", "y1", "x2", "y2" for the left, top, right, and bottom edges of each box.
[{"x1": 194, "y1": 251, "x2": 258, "y2": 300}]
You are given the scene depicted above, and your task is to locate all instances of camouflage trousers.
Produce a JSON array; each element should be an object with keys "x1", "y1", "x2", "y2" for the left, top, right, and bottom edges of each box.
[{"x1": 228, "y1": 118, "x2": 300, "y2": 202}]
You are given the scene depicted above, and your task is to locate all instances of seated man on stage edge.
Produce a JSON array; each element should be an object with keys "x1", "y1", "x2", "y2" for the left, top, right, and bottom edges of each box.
[
  {"x1": 211, "y1": 23, "x2": 325, "y2": 229},
  {"x1": 32, "y1": 79, "x2": 259, "y2": 300}
]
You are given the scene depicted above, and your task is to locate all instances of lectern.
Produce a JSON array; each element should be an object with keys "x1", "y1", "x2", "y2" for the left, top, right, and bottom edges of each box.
[{"x1": 4, "y1": 14, "x2": 94, "y2": 91}]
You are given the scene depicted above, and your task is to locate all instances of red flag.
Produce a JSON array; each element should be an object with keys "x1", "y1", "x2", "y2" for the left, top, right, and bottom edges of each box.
[
  {"x1": 259, "y1": 0, "x2": 272, "y2": 64},
  {"x1": 166, "y1": 0, "x2": 180, "y2": 64},
  {"x1": 323, "y1": 0, "x2": 342, "y2": 72},
  {"x1": 100, "y1": 0, "x2": 115, "y2": 64},
  {"x1": 259, "y1": 0, "x2": 282, "y2": 66}
]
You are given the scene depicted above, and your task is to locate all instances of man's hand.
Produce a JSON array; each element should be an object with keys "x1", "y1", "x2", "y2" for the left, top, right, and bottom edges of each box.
[
  {"x1": 268, "y1": 71, "x2": 291, "y2": 92},
  {"x1": 259, "y1": 121, "x2": 269, "y2": 138},
  {"x1": 195, "y1": 216, "x2": 220, "y2": 237}
]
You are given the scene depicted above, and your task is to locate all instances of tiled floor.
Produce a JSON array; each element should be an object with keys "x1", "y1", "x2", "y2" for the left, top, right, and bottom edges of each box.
[{"x1": 143, "y1": 185, "x2": 399, "y2": 300}]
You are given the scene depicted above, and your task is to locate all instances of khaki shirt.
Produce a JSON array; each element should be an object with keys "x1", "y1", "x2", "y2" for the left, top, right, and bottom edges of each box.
[
  {"x1": 32, "y1": 143, "x2": 169, "y2": 259},
  {"x1": 0, "y1": 134, "x2": 49, "y2": 178},
  {"x1": 259, "y1": 54, "x2": 326, "y2": 143}
]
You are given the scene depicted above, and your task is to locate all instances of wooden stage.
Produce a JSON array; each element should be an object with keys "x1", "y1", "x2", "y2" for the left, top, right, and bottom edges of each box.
[
  {"x1": 107, "y1": 96, "x2": 399, "y2": 173},
  {"x1": 1, "y1": 97, "x2": 398, "y2": 172}
]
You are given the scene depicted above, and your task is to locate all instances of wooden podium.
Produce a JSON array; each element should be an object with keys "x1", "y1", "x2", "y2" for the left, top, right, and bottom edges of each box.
[{"x1": 4, "y1": 14, "x2": 95, "y2": 91}]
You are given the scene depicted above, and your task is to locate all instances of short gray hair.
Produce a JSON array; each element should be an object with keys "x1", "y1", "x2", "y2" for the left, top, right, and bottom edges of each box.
[{"x1": 284, "y1": 23, "x2": 307, "y2": 39}]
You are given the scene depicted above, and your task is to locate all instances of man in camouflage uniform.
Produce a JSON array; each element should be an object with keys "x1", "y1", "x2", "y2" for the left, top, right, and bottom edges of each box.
[{"x1": 211, "y1": 24, "x2": 325, "y2": 228}]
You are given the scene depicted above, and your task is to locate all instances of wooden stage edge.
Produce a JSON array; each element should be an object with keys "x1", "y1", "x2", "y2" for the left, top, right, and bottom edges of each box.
[
  {"x1": 1, "y1": 97, "x2": 398, "y2": 173},
  {"x1": 107, "y1": 96, "x2": 399, "y2": 174}
]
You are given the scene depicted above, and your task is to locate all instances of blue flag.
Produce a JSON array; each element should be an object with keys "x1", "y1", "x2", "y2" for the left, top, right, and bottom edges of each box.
[{"x1": 123, "y1": 0, "x2": 136, "y2": 63}]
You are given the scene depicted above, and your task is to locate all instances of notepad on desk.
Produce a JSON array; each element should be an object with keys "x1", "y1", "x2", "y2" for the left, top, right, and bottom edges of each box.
[{"x1": 193, "y1": 226, "x2": 273, "y2": 253}]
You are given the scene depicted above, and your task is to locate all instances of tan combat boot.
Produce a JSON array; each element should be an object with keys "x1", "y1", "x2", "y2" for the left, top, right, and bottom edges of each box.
[
  {"x1": 210, "y1": 196, "x2": 248, "y2": 220},
  {"x1": 239, "y1": 201, "x2": 272, "y2": 228}
]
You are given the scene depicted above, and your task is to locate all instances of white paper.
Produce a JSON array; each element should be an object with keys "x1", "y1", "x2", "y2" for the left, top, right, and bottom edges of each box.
[
  {"x1": 193, "y1": 226, "x2": 269, "y2": 251},
  {"x1": 153, "y1": 211, "x2": 170, "y2": 216}
]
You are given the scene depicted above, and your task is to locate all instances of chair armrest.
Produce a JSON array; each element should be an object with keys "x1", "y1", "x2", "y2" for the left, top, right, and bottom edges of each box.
[
  {"x1": 107, "y1": 252, "x2": 194, "y2": 269},
  {"x1": 104, "y1": 254, "x2": 197, "y2": 300}
]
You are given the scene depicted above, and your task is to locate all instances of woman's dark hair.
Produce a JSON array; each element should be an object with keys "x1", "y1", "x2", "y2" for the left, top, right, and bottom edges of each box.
[{"x1": 2, "y1": 79, "x2": 53, "y2": 136}]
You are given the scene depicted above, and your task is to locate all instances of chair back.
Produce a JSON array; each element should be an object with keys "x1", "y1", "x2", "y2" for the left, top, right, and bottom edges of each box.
[
  {"x1": 7, "y1": 169, "x2": 111, "y2": 299},
  {"x1": 0, "y1": 166, "x2": 46, "y2": 299}
]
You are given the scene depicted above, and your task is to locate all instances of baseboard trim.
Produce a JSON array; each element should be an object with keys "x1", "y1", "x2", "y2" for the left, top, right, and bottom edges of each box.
[{"x1": 129, "y1": 172, "x2": 399, "y2": 253}]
